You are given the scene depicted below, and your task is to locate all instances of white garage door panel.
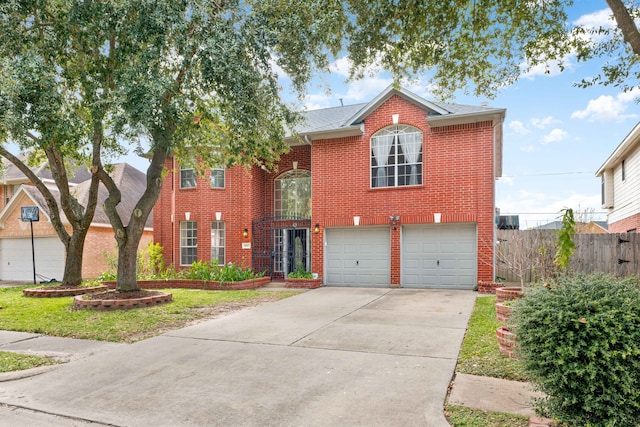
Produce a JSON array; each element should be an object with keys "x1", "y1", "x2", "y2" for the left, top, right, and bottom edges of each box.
[
  {"x1": 0, "y1": 238, "x2": 65, "y2": 282},
  {"x1": 325, "y1": 227, "x2": 390, "y2": 287},
  {"x1": 402, "y1": 224, "x2": 477, "y2": 289}
]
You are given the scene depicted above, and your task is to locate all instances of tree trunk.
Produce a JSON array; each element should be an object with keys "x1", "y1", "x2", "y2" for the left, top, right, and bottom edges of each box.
[
  {"x1": 116, "y1": 234, "x2": 140, "y2": 291},
  {"x1": 102, "y1": 147, "x2": 167, "y2": 292},
  {"x1": 61, "y1": 230, "x2": 89, "y2": 287}
]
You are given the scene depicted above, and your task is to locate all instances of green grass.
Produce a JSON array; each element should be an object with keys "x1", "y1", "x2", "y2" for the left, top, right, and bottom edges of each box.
[
  {"x1": 445, "y1": 405, "x2": 529, "y2": 427},
  {"x1": 0, "y1": 286, "x2": 299, "y2": 343},
  {"x1": 0, "y1": 351, "x2": 58, "y2": 373},
  {"x1": 456, "y1": 296, "x2": 529, "y2": 382}
]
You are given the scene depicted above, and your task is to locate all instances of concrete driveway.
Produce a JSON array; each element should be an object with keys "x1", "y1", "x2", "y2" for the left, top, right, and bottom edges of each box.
[{"x1": 0, "y1": 287, "x2": 475, "y2": 427}]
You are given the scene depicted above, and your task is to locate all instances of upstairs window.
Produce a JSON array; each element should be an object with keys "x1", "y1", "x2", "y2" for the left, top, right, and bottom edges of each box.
[
  {"x1": 274, "y1": 170, "x2": 311, "y2": 219},
  {"x1": 371, "y1": 124, "x2": 423, "y2": 188},
  {"x1": 180, "y1": 167, "x2": 196, "y2": 189},
  {"x1": 210, "y1": 168, "x2": 225, "y2": 188}
]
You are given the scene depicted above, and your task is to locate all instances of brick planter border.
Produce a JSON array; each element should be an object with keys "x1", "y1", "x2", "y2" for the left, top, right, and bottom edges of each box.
[
  {"x1": 23, "y1": 285, "x2": 109, "y2": 298},
  {"x1": 477, "y1": 281, "x2": 502, "y2": 294},
  {"x1": 101, "y1": 276, "x2": 270, "y2": 291},
  {"x1": 284, "y1": 277, "x2": 323, "y2": 289},
  {"x1": 496, "y1": 326, "x2": 518, "y2": 359},
  {"x1": 495, "y1": 302, "x2": 513, "y2": 323},
  {"x1": 495, "y1": 287, "x2": 524, "y2": 303},
  {"x1": 73, "y1": 291, "x2": 173, "y2": 311}
]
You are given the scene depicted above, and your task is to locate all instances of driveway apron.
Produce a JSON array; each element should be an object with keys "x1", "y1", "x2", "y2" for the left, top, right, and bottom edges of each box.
[{"x1": 0, "y1": 287, "x2": 475, "y2": 427}]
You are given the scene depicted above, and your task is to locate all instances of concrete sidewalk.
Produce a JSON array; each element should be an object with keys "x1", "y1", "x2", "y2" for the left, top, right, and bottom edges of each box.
[{"x1": 0, "y1": 287, "x2": 476, "y2": 426}]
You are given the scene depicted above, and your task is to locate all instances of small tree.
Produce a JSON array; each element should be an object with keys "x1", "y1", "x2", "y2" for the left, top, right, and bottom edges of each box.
[{"x1": 554, "y1": 208, "x2": 576, "y2": 272}]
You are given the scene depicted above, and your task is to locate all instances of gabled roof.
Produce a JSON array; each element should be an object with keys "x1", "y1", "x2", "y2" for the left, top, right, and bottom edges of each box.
[
  {"x1": 2, "y1": 157, "x2": 92, "y2": 185},
  {"x1": 290, "y1": 85, "x2": 506, "y2": 141},
  {"x1": 596, "y1": 121, "x2": 640, "y2": 177},
  {"x1": 0, "y1": 163, "x2": 152, "y2": 229},
  {"x1": 73, "y1": 163, "x2": 152, "y2": 228}
]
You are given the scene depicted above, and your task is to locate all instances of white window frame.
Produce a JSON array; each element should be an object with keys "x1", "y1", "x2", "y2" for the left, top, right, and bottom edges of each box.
[
  {"x1": 180, "y1": 221, "x2": 197, "y2": 265},
  {"x1": 370, "y1": 124, "x2": 423, "y2": 188},
  {"x1": 180, "y1": 167, "x2": 196, "y2": 189},
  {"x1": 210, "y1": 168, "x2": 225, "y2": 189},
  {"x1": 211, "y1": 221, "x2": 225, "y2": 265}
]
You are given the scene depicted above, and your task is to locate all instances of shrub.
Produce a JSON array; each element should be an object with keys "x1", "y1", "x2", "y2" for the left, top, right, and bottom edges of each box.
[
  {"x1": 511, "y1": 273, "x2": 640, "y2": 426},
  {"x1": 288, "y1": 261, "x2": 313, "y2": 279},
  {"x1": 182, "y1": 260, "x2": 264, "y2": 282}
]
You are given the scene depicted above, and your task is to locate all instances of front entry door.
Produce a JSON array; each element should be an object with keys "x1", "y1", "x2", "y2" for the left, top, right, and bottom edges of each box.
[{"x1": 285, "y1": 228, "x2": 309, "y2": 275}]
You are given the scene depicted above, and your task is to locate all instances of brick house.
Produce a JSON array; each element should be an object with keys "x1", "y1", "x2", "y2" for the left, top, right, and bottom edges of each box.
[
  {"x1": 0, "y1": 162, "x2": 152, "y2": 281},
  {"x1": 596, "y1": 121, "x2": 640, "y2": 233},
  {"x1": 154, "y1": 86, "x2": 505, "y2": 289}
]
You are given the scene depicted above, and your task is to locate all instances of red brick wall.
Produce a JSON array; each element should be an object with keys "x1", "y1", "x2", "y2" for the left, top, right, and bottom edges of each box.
[
  {"x1": 155, "y1": 95, "x2": 497, "y2": 283},
  {"x1": 609, "y1": 213, "x2": 640, "y2": 233},
  {"x1": 311, "y1": 95, "x2": 495, "y2": 282},
  {"x1": 81, "y1": 227, "x2": 153, "y2": 279}
]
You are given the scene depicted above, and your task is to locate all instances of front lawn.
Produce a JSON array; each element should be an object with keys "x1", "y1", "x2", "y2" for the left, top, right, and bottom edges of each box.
[{"x1": 0, "y1": 286, "x2": 299, "y2": 343}]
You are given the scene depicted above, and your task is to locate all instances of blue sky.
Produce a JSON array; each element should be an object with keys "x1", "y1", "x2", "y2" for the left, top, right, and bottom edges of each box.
[
  {"x1": 272, "y1": 2, "x2": 635, "y2": 229},
  {"x1": 113, "y1": 3, "x2": 634, "y2": 229}
]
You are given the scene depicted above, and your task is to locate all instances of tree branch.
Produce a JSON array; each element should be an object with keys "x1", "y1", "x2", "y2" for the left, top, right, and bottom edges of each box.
[
  {"x1": 607, "y1": 0, "x2": 640, "y2": 57},
  {"x1": 0, "y1": 147, "x2": 70, "y2": 245}
]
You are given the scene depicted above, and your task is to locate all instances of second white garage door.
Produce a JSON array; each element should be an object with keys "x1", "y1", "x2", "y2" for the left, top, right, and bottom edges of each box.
[
  {"x1": 402, "y1": 223, "x2": 477, "y2": 289},
  {"x1": 0, "y1": 237, "x2": 65, "y2": 282},
  {"x1": 325, "y1": 227, "x2": 390, "y2": 287}
]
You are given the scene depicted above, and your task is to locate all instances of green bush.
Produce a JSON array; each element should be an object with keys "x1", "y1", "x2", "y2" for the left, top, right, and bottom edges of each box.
[
  {"x1": 288, "y1": 261, "x2": 313, "y2": 279},
  {"x1": 182, "y1": 260, "x2": 264, "y2": 282},
  {"x1": 511, "y1": 273, "x2": 640, "y2": 426}
]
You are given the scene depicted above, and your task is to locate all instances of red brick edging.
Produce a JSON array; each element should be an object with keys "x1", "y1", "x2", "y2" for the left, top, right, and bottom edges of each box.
[
  {"x1": 284, "y1": 278, "x2": 323, "y2": 289},
  {"x1": 23, "y1": 285, "x2": 109, "y2": 298},
  {"x1": 495, "y1": 287, "x2": 524, "y2": 303},
  {"x1": 495, "y1": 302, "x2": 512, "y2": 323},
  {"x1": 477, "y1": 281, "x2": 502, "y2": 294},
  {"x1": 73, "y1": 292, "x2": 173, "y2": 311},
  {"x1": 496, "y1": 326, "x2": 518, "y2": 359}
]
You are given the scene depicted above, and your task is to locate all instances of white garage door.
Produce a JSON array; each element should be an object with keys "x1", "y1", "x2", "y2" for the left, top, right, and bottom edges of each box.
[
  {"x1": 402, "y1": 223, "x2": 476, "y2": 289},
  {"x1": 0, "y1": 237, "x2": 65, "y2": 282},
  {"x1": 325, "y1": 227, "x2": 390, "y2": 287}
]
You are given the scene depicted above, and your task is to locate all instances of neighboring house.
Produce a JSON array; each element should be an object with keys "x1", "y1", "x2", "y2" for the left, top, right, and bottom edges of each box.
[
  {"x1": 154, "y1": 86, "x2": 505, "y2": 289},
  {"x1": 597, "y1": 122, "x2": 640, "y2": 233},
  {"x1": 0, "y1": 162, "x2": 153, "y2": 281},
  {"x1": 534, "y1": 220, "x2": 609, "y2": 234}
]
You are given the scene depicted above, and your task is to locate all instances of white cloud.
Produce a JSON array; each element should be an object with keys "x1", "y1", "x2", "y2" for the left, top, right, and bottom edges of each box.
[
  {"x1": 542, "y1": 128, "x2": 569, "y2": 144},
  {"x1": 520, "y1": 145, "x2": 535, "y2": 153},
  {"x1": 509, "y1": 120, "x2": 529, "y2": 135},
  {"x1": 328, "y1": 56, "x2": 352, "y2": 78},
  {"x1": 530, "y1": 116, "x2": 560, "y2": 129},
  {"x1": 573, "y1": 8, "x2": 615, "y2": 29},
  {"x1": 571, "y1": 90, "x2": 640, "y2": 122},
  {"x1": 522, "y1": 58, "x2": 571, "y2": 79}
]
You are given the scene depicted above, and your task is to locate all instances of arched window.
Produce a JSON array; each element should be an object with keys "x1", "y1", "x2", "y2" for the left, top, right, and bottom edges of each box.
[
  {"x1": 371, "y1": 124, "x2": 423, "y2": 188},
  {"x1": 274, "y1": 170, "x2": 311, "y2": 219}
]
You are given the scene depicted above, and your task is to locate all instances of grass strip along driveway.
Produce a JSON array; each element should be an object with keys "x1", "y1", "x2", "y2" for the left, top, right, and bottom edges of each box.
[
  {"x1": 0, "y1": 285, "x2": 300, "y2": 372},
  {"x1": 446, "y1": 295, "x2": 530, "y2": 426}
]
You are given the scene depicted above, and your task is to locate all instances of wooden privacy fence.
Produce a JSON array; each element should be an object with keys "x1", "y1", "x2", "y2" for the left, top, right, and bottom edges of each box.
[{"x1": 495, "y1": 230, "x2": 640, "y2": 283}]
